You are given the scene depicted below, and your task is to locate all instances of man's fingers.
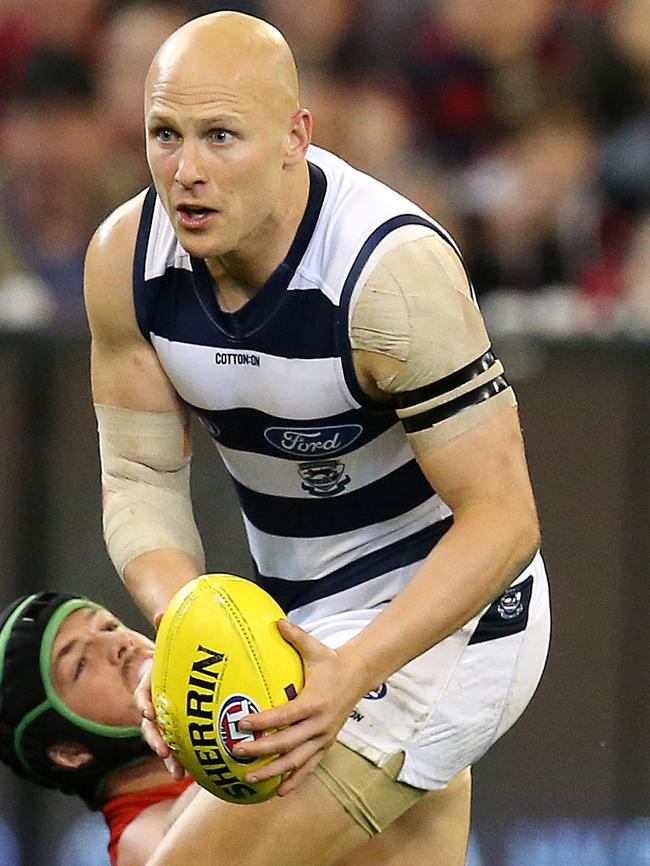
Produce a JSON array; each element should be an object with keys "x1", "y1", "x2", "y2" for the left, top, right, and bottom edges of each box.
[
  {"x1": 141, "y1": 717, "x2": 185, "y2": 778},
  {"x1": 137, "y1": 693, "x2": 156, "y2": 721},
  {"x1": 245, "y1": 740, "x2": 323, "y2": 785},
  {"x1": 277, "y1": 750, "x2": 325, "y2": 797},
  {"x1": 239, "y1": 692, "x2": 316, "y2": 733},
  {"x1": 134, "y1": 657, "x2": 155, "y2": 717},
  {"x1": 141, "y1": 716, "x2": 169, "y2": 756},
  {"x1": 236, "y1": 713, "x2": 321, "y2": 759},
  {"x1": 164, "y1": 753, "x2": 185, "y2": 780},
  {"x1": 135, "y1": 656, "x2": 183, "y2": 779},
  {"x1": 276, "y1": 618, "x2": 333, "y2": 663}
]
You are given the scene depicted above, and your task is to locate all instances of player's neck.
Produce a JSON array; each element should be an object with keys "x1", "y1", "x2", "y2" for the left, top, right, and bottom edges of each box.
[
  {"x1": 104, "y1": 756, "x2": 176, "y2": 799},
  {"x1": 205, "y1": 161, "x2": 311, "y2": 309}
]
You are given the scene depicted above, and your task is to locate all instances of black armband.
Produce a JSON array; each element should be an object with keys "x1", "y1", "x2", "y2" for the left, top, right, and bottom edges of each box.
[{"x1": 393, "y1": 349, "x2": 512, "y2": 433}]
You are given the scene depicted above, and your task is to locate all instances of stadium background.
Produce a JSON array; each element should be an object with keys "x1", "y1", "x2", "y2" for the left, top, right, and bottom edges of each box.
[{"x1": 0, "y1": 1, "x2": 648, "y2": 863}]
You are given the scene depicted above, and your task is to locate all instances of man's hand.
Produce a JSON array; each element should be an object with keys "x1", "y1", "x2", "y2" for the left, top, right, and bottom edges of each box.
[
  {"x1": 135, "y1": 656, "x2": 186, "y2": 780},
  {"x1": 233, "y1": 619, "x2": 369, "y2": 796}
]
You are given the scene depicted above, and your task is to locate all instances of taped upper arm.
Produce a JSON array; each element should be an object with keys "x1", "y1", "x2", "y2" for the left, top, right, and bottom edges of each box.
[{"x1": 351, "y1": 233, "x2": 516, "y2": 453}]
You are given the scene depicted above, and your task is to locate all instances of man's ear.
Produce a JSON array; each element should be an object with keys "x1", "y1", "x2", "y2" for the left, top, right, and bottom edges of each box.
[
  {"x1": 47, "y1": 742, "x2": 94, "y2": 770},
  {"x1": 284, "y1": 108, "x2": 312, "y2": 166}
]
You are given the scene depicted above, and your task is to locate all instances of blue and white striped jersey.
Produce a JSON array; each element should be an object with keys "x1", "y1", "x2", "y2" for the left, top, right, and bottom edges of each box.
[{"x1": 133, "y1": 145, "x2": 457, "y2": 625}]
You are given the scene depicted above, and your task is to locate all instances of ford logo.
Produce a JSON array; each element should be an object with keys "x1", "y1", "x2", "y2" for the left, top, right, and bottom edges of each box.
[{"x1": 264, "y1": 425, "x2": 363, "y2": 457}]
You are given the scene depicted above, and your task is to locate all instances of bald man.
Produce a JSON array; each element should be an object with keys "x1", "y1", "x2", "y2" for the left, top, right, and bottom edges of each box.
[{"x1": 84, "y1": 11, "x2": 550, "y2": 866}]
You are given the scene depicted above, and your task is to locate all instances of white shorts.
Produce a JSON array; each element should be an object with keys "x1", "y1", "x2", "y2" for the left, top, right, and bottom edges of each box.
[{"x1": 304, "y1": 551, "x2": 551, "y2": 790}]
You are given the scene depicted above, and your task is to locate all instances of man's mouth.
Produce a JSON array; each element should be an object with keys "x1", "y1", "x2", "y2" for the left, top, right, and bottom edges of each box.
[{"x1": 177, "y1": 205, "x2": 218, "y2": 228}]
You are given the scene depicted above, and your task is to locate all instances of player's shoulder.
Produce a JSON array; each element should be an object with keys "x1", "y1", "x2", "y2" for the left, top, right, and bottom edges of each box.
[
  {"x1": 87, "y1": 189, "x2": 148, "y2": 266},
  {"x1": 376, "y1": 232, "x2": 469, "y2": 297},
  {"x1": 309, "y1": 146, "x2": 458, "y2": 273},
  {"x1": 311, "y1": 145, "x2": 408, "y2": 220},
  {"x1": 84, "y1": 189, "x2": 149, "y2": 342}
]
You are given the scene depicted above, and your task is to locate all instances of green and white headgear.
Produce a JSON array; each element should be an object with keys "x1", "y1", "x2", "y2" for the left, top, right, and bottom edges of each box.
[{"x1": 0, "y1": 592, "x2": 151, "y2": 808}]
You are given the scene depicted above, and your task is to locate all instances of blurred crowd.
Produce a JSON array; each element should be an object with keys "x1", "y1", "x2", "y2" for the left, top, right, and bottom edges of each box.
[{"x1": 0, "y1": 0, "x2": 649, "y2": 336}]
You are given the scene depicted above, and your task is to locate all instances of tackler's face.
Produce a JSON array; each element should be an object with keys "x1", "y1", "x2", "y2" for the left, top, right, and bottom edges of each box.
[
  {"x1": 50, "y1": 607, "x2": 154, "y2": 728},
  {"x1": 144, "y1": 20, "x2": 299, "y2": 264}
]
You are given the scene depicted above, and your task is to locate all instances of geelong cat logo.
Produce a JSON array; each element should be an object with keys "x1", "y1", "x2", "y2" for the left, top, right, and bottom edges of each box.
[
  {"x1": 497, "y1": 589, "x2": 524, "y2": 620},
  {"x1": 264, "y1": 425, "x2": 362, "y2": 457},
  {"x1": 298, "y1": 459, "x2": 351, "y2": 497}
]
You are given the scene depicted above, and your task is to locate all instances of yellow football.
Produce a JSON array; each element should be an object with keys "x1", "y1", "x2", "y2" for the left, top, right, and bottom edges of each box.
[{"x1": 151, "y1": 573, "x2": 304, "y2": 804}]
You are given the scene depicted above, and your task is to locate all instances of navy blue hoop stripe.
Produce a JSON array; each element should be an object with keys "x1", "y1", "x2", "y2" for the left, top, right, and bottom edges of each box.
[
  {"x1": 196, "y1": 406, "x2": 398, "y2": 459},
  {"x1": 148, "y1": 281, "x2": 340, "y2": 355},
  {"x1": 233, "y1": 459, "x2": 436, "y2": 537},
  {"x1": 133, "y1": 185, "x2": 158, "y2": 342},
  {"x1": 256, "y1": 517, "x2": 453, "y2": 612}
]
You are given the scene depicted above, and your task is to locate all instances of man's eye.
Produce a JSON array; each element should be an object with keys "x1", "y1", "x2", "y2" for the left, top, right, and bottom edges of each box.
[
  {"x1": 102, "y1": 620, "x2": 119, "y2": 632},
  {"x1": 74, "y1": 658, "x2": 87, "y2": 680},
  {"x1": 209, "y1": 129, "x2": 232, "y2": 144},
  {"x1": 156, "y1": 128, "x2": 177, "y2": 143}
]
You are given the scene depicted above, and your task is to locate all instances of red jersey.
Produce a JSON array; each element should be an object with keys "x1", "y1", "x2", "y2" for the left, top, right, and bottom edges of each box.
[{"x1": 101, "y1": 776, "x2": 195, "y2": 866}]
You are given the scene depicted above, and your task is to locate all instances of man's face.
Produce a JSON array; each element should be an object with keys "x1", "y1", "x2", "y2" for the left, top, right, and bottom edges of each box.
[
  {"x1": 50, "y1": 607, "x2": 153, "y2": 728},
  {"x1": 145, "y1": 69, "x2": 290, "y2": 263}
]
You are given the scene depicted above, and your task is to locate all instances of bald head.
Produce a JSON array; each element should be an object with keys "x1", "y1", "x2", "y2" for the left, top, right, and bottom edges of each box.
[
  {"x1": 147, "y1": 11, "x2": 299, "y2": 117},
  {"x1": 144, "y1": 11, "x2": 312, "y2": 271}
]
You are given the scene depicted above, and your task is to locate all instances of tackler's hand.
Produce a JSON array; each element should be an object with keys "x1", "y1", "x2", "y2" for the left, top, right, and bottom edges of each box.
[
  {"x1": 233, "y1": 619, "x2": 368, "y2": 796},
  {"x1": 135, "y1": 655, "x2": 185, "y2": 780}
]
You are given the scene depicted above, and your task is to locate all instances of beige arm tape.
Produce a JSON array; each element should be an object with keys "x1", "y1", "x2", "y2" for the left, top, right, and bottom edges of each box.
[
  {"x1": 350, "y1": 234, "x2": 516, "y2": 450},
  {"x1": 96, "y1": 404, "x2": 205, "y2": 578}
]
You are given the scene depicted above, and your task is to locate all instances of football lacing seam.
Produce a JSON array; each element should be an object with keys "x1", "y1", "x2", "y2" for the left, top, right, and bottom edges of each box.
[
  {"x1": 219, "y1": 588, "x2": 274, "y2": 708},
  {"x1": 153, "y1": 693, "x2": 180, "y2": 751}
]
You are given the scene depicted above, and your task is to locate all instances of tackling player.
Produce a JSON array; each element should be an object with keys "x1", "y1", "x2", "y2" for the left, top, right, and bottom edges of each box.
[{"x1": 0, "y1": 592, "x2": 196, "y2": 866}]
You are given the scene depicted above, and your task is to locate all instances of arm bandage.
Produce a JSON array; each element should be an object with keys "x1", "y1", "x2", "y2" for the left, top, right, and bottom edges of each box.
[
  {"x1": 350, "y1": 234, "x2": 516, "y2": 451},
  {"x1": 96, "y1": 404, "x2": 205, "y2": 578}
]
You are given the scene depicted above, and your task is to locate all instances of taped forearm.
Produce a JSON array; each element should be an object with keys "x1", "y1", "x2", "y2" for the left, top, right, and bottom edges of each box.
[{"x1": 96, "y1": 404, "x2": 205, "y2": 578}]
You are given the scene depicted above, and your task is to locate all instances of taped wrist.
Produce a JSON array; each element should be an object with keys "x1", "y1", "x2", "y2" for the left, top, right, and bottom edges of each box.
[{"x1": 96, "y1": 404, "x2": 205, "y2": 578}]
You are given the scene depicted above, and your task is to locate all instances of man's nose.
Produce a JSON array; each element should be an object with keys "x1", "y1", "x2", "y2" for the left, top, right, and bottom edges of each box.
[
  {"x1": 175, "y1": 140, "x2": 207, "y2": 188},
  {"x1": 100, "y1": 630, "x2": 134, "y2": 665}
]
